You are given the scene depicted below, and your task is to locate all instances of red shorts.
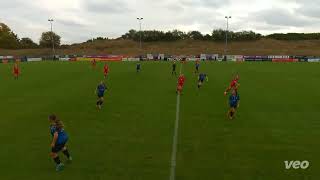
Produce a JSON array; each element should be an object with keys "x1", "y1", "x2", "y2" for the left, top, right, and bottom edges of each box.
[{"x1": 177, "y1": 84, "x2": 184, "y2": 90}]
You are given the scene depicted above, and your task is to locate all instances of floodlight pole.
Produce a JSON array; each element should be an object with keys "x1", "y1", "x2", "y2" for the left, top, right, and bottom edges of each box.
[
  {"x1": 224, "y1": 16, "x2": 231, "y2": 56},
  {"x1": 137, "y1": 17, "x2": 143, "y2": 49},
  {"x1": 48, "y1": 19, "x2": 55, "y2": 59}
]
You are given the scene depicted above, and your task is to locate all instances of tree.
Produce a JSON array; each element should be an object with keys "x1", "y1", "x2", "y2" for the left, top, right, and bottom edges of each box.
[
  {"x1": 20, "y1": 37, "x2": 38, "y2": 49},
  {"x1": 211, "y1": 29, "x2": 226, "y2": 41},
  {"x1": 187, "y1": 31, "x2": 204, "y2": 40},
  {"x1": 203, "y1": 34, "x2": 212, "y2": 40},
  {"x1": 0, "y1": 22, "x2": 20, "y2": 49},
  {"x1": 121, "y1": 29, "x2": 138, "y2": 40},
  {"x1": 39, "y1": 31, "x2": 61, "y2": 48}
]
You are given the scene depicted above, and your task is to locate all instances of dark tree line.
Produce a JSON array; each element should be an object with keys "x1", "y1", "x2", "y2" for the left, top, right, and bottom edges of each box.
[
  {"x1": 86, "y1": 37, "x2": 109, "y2": 43},
  {"x1": 266, "y1": 33, "x2": 320, "y2": 40},
  {"x1": 121, "y1": 29, "x2": 262, "y2": 42}
]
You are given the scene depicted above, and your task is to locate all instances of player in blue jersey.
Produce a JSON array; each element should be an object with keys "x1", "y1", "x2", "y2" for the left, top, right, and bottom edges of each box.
[
  {"x1": 195, "y1": 61, "x2": 200, "y2": 74},
  {"x1": 136, "y1": 63, "x2": 141, "y2": 73},
  {"x1": 48, "y1": 114, "x2": 72, "y2": 172},
  {"x1": 197, "y1": 73, "x2": 208, "y2": 89},
  {"x1": 172, "y1": 61, "x2": 177, "y2": 76},
  {"x1": 228, "y1": 90, "x2": 240, "y2": 120},
  {"x1": 96, "y1": 81, "x2": 107, "y2": 110}
]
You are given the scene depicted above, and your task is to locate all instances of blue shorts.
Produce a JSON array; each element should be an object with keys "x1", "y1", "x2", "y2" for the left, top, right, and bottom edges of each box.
[
  {"x1": 230, "y1": 104, "x2": 238, "y2": 109},
  {"x1": 51, "y1": 143, "x2": 66, "y2": 153},
  {"x1": 98, "y1": 94, "x2": 104, "y2": 98}
]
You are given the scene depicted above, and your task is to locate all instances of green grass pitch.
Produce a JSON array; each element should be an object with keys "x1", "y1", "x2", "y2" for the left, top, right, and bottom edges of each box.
[{"x1": 0, "y1": 61, "x2": 319, "y2": 180}]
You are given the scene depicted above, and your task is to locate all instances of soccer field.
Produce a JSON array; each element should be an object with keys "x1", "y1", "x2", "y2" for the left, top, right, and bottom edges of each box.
[{"x1": 0, "y1": 61, "x2": 319, "y2": 180}]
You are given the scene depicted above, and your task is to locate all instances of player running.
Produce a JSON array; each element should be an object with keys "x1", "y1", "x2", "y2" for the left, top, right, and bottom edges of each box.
[
  {"x1": 195, "y1": 61, "x2": 200, "y2": 74},
  {"x1": 103, "y1": 63, "x2": 109, "y2": 79},
  {"x1": 198, "y1": 73, "x2": 208, "y2": 89},
  {"x1": 176, "y1": 74, "x2": 186, "y2": 94},
  {"x1": 13, "y1": 62, "x2": 20, "y2": 80},
  {"x1": 48, "y1": 114, "x2": 72, "y2": 172},
  {"x1": 228, "y1": 89, "x2": 240, "y2": 120},
  {"x1": 172, "y1": 61, "x2": 177, "y2": 76},
  {"x1": 224, "y1": 74, "x2": 240, "y2": 95},
  {"x1": 136, "y1": 63, "x2": 141, "y2": 73},
  {"x1": 96, "y1": 81, "x2": 107, "y2": 110}
]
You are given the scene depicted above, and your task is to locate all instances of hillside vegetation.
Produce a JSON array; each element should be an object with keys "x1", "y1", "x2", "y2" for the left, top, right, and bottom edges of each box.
[
  {"x1": 1, "y1": 21, "x2": 320, "y2": 56},
  {"x1": 1, "y1": 39, "x2": 320, "y2": 56}
]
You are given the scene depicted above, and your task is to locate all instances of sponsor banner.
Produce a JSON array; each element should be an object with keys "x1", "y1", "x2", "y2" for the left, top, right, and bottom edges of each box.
[
  {"x1": 217, "y1": 57, "x2": 224, "y2": 61},
  {"x1": 147, "y1": 54, "x2": 153, "y2": 60},
  {"x1": 243, "y1": 55, "x2": 269, "y2": 61},
  {"x1": 76, "y1": 55, "x2": 123, "y2": 61},
  {"x1": 200, "y1": 54, "x2": 207, "y2": 60},
  {"x1": 0, "y1": 56, "x2": 14, "y2": 59},
  {"x1": 122, "y1": 57, "x2": 140, "y2": 61},
  {"x1": 255, "y1": 56, "x2": 269, "y2": 61},
  {"x1": 272, "y1": 58, "x2": 298, "y2": 62},
  {"x1": 268, "y1": 55, "x2": 290, "y2": 59},
  {"x1": 243, "y1": 56, "x2": 256, "y2": 61},
  {"x1": 187, "y1": 57, "x2": 200, "y2": 61},
  {"x1": 158, "y1": 54, "x2": 165, "y2": 60},
  {"x1": 294, "y1": 56, "x2": 308, "y2": 62},
  {"x1": 27, "y1": 58, "x2": 42, "y2": 62},
  {"x1": 234, "y1": 55, "x2": 244, "y2": 61},
  {"x1": 308, "y1": 58, "x2": 320, "y2": 62},
  {"x1": 300, "y1": 59, "x2": 308, "y2": 62},
  {"x1": 226, "y1": 55, "x2": 236, "y2": 61},
  {"x1": 0, "y1": 56, "x2": 15, "y2": 63},
  {"x1": 207, "y1": 54, "x2": 219, "y2": 60},
  {"x1": 59, "y1": 58, "x2": 70, "y2": 61}
]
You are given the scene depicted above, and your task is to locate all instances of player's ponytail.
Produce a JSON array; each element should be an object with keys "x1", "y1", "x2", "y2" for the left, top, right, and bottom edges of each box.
[{"x1": 55, "y1": 119, "x2": 64, "y2": 131}]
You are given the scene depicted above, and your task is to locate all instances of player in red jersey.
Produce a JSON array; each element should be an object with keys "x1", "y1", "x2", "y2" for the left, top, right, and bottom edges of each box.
[
  {"x1": 176, "y1": 74, "x2": 186, "y2": 94},
  {"x1": 13, "y1": 62, "x2": 20, "y2": 80},
  {"x1": 224, "y1": 74, "x2": 240, "y2": 95},
  {"x1": 103, "y1": 63, "x2": 109, "y2": 79},
  {"x1": 91, "y1": 59, "x2": 97, "y2": 68}
]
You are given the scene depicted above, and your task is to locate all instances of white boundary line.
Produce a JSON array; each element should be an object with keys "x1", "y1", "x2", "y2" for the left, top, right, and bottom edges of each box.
[{"x1": 169, "y1": 64, "x2": 183, "y2": 180}]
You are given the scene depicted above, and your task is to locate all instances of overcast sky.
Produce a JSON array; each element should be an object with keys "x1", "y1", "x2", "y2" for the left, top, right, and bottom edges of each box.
[{"x1": 1, "y1": 0, "x2": 319, "y2": 44}]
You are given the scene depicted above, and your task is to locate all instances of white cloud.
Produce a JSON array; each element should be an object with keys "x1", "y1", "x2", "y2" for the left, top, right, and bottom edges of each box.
[{"x1": 0, "y1": 0, "x2": 319, "y2": 44}]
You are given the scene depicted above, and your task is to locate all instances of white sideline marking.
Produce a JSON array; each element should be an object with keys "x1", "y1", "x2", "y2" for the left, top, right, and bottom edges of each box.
[{"x1": 169, "y1": 64, "x2": 183, "y2": 180}]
